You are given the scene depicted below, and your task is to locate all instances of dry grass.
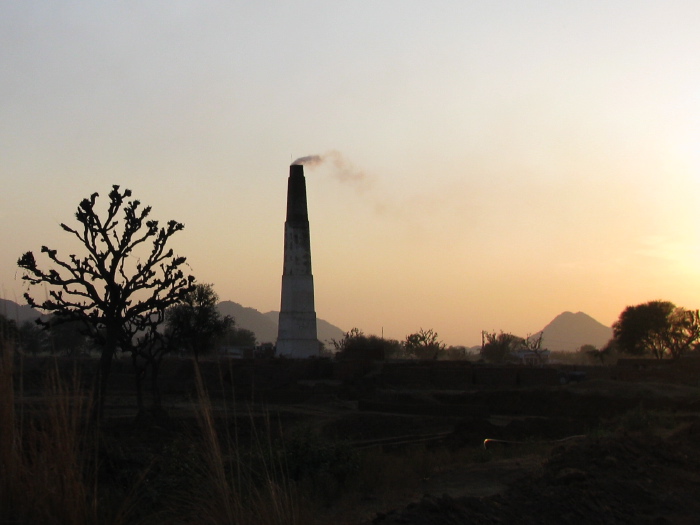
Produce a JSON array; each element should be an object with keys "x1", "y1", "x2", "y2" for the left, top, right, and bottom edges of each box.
[
  {"x1": 0, "y1": 350, "x2": 561, "y2": 525},
  {"x1": 160, "y1": 362, "x2": 310, "y2": 525},
  {"x1": 1, "y1": 348, "x2": 312, "y2": 525},
  {"x1": 0, "y1": 342, "x2": 100, "y2": 525},
  {"x1": 0, "y1": 335, "x2": 145, "y2": 525}
]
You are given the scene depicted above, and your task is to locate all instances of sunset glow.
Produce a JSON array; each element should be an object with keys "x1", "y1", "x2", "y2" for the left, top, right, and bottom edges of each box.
[{"x1": 1, "y1": 1, "x2": 699, "y2": 346}]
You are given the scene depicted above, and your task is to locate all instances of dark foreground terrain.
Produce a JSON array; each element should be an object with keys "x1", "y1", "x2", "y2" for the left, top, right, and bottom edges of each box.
[{"x1": 8, "y1": 357, "x2": 700, "y2": 524}]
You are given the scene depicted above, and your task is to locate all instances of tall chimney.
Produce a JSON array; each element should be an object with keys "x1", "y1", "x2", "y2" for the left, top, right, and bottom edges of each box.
[{"x1": 276, "y1": 164, "x2": 318, "y2": 358}]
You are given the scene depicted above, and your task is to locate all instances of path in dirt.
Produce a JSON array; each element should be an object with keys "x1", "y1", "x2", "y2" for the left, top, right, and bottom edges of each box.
[{"x1": 367, "y1": 422, "x2": 700, "y2": 524}]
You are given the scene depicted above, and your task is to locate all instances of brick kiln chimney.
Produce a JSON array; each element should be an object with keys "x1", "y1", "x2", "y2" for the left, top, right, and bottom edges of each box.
[{"x1": 276, "y1": 164, "x2": 318, "y2": 358}]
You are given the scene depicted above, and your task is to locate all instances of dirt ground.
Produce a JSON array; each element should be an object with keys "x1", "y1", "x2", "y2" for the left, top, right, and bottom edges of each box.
[
  {"x1": 363, "y1": 381, "x2": 700, "y2": 525},
  {"x1": 262, "y1": 378, "x2": 700, "y2": 525},
  {"x1": 367, "y1": 424, "x2": 700, "y2": 524}
]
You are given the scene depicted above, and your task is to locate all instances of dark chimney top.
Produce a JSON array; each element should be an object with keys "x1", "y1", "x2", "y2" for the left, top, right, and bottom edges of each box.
[{"x1": 286, "y1": 164, "x2": 308, "y2": 224}]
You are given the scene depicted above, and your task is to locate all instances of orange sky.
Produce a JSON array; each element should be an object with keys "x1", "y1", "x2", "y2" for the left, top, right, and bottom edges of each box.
[{"x1": 1, "y1": 2, "x2": 699, "y2": 346}]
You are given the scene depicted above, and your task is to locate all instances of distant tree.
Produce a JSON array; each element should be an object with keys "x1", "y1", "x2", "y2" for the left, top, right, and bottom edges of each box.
[
  {"x1": 165, "y1": 283, "x2": 233, "y2": 362},
  {"x1": 666, "y1": 308, "x2": 700, "y2": 359},
  {"x1": 319, "y1": 341, "x2": 333, "y2": 358},
  {"x1": 45, "y1": 318, "x2": 90, "y2": 356},
  {"x1": 223, "y1": 326, "x2": 257, "y2": 348},
  {"x1": 404, "y1": 328, "x2": 445, "y2": 360},
  {"x1": 332, "y1": 328, "x2": 363, "y2": 347},
  {"x1": 480, "y1": 331, "x2": 523, "y2": 364},
  {"x1": 332, "y1": 328, "x2": 402, "y2": 360},
  {"x1": 444, "y1": 345, "x2": 471, "y2": 360},
  {"x1": 521, "y1": 332, "x2": 549, "y2": 364},
  {"x1": 332, "y1": 328, "x2": 364, "y2": 355},
  {"x1": 17, "y1": 185, "x2": 194, "y2": 417},
  {"x1": 612, "y1": 301, "x2": 700, "y2": 359},
  {"x1": 579, "y1": 343, "x2": 613, "y2": 365},
  {"x1": 383, "y1": 338, "x2": 404, "y2": 359},
  {"x1": 19, "y1": 320, "x2": 49, "y2": 356},
  {"x1": 522, "y1": 333, "x2": 543, "y2": 352},
  {"x1": 613, "y1": 301, "x2": 673, "y2": 358}
]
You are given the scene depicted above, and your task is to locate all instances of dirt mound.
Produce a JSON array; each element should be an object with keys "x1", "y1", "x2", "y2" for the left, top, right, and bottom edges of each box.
[{"x1": 371, "y1": 422, "x2": 700, "y2": 524}]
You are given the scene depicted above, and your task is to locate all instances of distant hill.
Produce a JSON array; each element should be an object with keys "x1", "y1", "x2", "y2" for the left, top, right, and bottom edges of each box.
[
  {"x1": 217, "y1": 301, "x2": 344, "y2": 346},
  {"x1": 217, "y1": 301, "x2": 279, "y2": 343},
  {"x1": 0, "y1": 298, "x2": 43, "y2": 324},
  {"x1": 0, "y1": 297, "x2": 345, "y2": 347},
  {"x1": 262, "y1": 311, "x2": 345, "y2": 346},
  {"x1": 535, "y1": 311, "x2": 613, "y2": 352}
]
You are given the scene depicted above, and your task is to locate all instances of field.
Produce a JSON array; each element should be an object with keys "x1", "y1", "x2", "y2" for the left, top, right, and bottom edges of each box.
[{"x1": 4, "y1": 353, "x2": 700, "y2": 524}]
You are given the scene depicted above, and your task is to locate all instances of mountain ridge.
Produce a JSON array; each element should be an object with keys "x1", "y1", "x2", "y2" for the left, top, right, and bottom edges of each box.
[
  {"x1": 534, "y1": 311, "x2": 612, "y2": 352},
  {"x1": 0, "y1": 297, "x2": 611, "y2": 352},
  {"x1": 0, "y1": 298, "x2": 43, "y2": 324},
  {"x1": 0, "y1": 297, "x2": 346, "y2": 347}
]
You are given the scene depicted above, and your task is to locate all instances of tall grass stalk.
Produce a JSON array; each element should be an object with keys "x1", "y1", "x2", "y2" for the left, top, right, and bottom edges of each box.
[
  {"x1": 0, "y1": 334, "x2": 18, "y2": 520},
  {"x1": 0, "y1": 341, "x2": 138, "y2": 525},
  {"x1": 1, "y1": 342, "x2": 95, "y2": 524},
  {"x1": 169, "y1": 362, "x2": 307, "y2": 525}
]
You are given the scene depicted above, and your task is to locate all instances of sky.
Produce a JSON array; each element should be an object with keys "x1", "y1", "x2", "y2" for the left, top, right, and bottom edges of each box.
[{"x1": 1, "y1": 1, "x2": 699, "y2": 347}]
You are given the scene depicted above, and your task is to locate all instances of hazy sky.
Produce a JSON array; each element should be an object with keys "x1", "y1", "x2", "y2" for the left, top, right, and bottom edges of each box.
[{"x1": 2, "y1": 1, "x2": 699, "y2": 346}]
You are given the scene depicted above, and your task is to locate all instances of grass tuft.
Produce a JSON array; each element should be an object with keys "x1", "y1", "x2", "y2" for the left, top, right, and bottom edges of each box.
[
  {"x1": 159, "y1": 362, "x2": 310, "y2": 525},
  {"x1": 1, "y1": 342, "x2": 97, "y2": 524}
]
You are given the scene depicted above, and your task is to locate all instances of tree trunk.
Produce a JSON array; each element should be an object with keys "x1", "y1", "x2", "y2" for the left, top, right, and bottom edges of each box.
[{"x1": 92, "y1": 321, "x2": 118, "y2": 421}]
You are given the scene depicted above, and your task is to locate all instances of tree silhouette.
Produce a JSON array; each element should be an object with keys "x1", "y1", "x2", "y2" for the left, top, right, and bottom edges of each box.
[
  {"x1": 19, "y1": 320, "x2": 49, "y2": 356},
  {"x1": 17, "y1": 185, "x2": 194, "y2": 417},
  {"x1": 480, "y1": 331, "x2": 523, "y2": 364},
  {"x1": 165, "y1": 283, "x2": 232, "y2": 362},
  {"x1": 579, "y1": 344, "x2": 609, "y2": 365},
  {"x1": 665, "y1": 308, "x2": 700, "y2": 359},
  {"x1": 332, "y1": 327, "x2": 402, "y2": 360},
  {"x1": 404, "y1": 328, "x2": 445, "y2": 360},
  {"x1": 612, "y1": 300, "x2": 700, "y2": 359},
  {"x1": 521, "y1": 332, "x2": 548, "y2": 365},
  {"x1": 222, "y1": 326, "x2": 257, "y2": 348}
]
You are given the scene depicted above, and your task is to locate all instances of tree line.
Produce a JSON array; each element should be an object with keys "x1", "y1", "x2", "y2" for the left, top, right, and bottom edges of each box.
[
  {"x1": 331, "y1": 327, "x2": 468, "y2": 360},
  {"x1": 332, "y1": 301, "x2": 700, "y2": 365},
  {"x1": 479, "y1": 301, "x2": 700, "y2": 364}
]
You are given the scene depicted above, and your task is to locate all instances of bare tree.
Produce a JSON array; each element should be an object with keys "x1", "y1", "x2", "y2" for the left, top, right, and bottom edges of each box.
[
  {"x1": 17, "y1": 185, "x2": 194, "y2": 417},
  {"x1": 404, "y1": 328, "x2": 445, "y2": 360},
  {"x1": 522, "y1": 332, "x2": 548, "y2": 365}
]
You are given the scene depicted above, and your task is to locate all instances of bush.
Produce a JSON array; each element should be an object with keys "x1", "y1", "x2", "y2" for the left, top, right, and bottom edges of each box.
[{"x1": 282, "y1": 428, "x2": 359, "y2": 487}]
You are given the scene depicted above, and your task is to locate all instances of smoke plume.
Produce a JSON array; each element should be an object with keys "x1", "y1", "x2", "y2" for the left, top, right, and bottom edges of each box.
[
  {"x1": 292, "y1": 155, "x2": 323, "y2": 167},
  {"x1": 292, "y1": 150, "x2": 372, "y2": 192},
  {"x1": 292, "y1": 151, "x2": 454, "y2": 223}
]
